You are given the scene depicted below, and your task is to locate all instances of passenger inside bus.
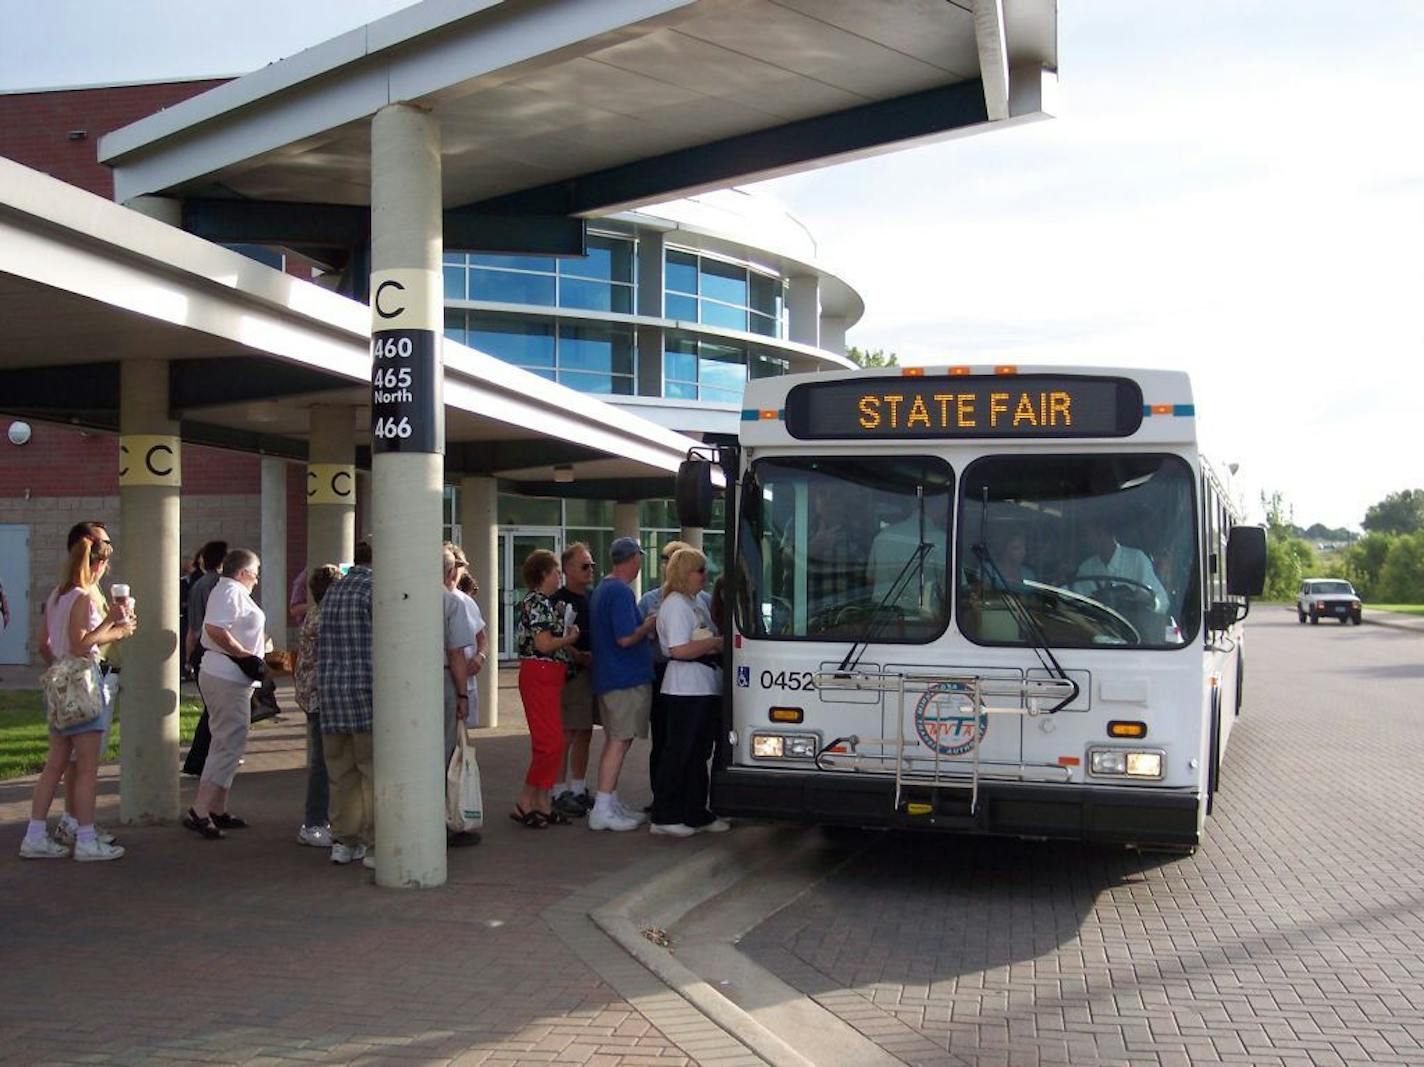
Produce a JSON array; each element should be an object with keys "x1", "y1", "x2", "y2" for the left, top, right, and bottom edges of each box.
[
  {"x1": 1072, "y1": 516, "x2": 1168, "y2": 612},
  {"x1": 866, "y1": 498, "x2": 949, "y2": 614}
]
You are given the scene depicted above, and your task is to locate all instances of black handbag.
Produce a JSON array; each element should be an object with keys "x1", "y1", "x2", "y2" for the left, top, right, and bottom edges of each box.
[{"x1": 226, "y1": 653, "x2": 267, "y2": 682}]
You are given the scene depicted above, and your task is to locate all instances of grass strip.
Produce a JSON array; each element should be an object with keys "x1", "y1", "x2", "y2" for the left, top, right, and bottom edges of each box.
[{"x1": 0, "y1": 690, "x2": 203, "y2": 781}]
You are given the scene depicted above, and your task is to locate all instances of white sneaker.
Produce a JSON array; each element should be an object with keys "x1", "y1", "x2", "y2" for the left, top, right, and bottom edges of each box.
[
  {"x1": 330, "y1": 842, "x2": 368, "y2": 865},
  {"x1": 56, "y1": 819, "x2": 116, "y2": 846},
  {"x1": 588, "y1": 806, "x2": 641, "y2": 832},
  {"x1": 361, "y1": 853, "x2": 377, "y2": 869},
  {"x1": 695, "y1": 818, "x2": 731, "y2": 833},
  {"x1": 650, "y1": 822, "x2": 696, "y2": 838},
  {"x1": 612, "y1": 798, "x2": 648, "y2": 826},
  {"x1": 19, "y1": 835, "x2": 70, "y2": 859},
  {"x1": 297, "y1": 824, "x2": 332, "y2": 847},
  {"x1": 73, "y1": 838, "x2": 125, "y2": 862}
]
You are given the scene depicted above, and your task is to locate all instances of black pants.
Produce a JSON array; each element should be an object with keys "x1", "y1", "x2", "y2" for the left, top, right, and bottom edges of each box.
[
  {"x1": 650, "y1": 693, "x2": 718, "y2": 829},
  {"x1": 648, "y1": 661, "x2": 669, "y2": 785}
]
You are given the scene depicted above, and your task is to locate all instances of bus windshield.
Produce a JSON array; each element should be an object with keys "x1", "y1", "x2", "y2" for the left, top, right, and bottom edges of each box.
[
  {"x1": 736, "y1": 456, "x2": 953, "y2": 641},
  {"x1": 958, "y1": 454, "x2": 1200, "y2": 649}
]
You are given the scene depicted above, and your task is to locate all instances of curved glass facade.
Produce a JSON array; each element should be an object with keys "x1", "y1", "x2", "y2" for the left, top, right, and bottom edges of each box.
[
  {"x1": 443, "y1": 233, "x2": 636, "y2": 313},
  {"x1": 664, "y1": 247, "x2": 782, "y2": 337}
]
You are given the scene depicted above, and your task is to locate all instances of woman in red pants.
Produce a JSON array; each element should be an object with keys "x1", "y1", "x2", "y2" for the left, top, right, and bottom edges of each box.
[{"x1": 512, "y1": 549, "x2": 580, "y2": 828}]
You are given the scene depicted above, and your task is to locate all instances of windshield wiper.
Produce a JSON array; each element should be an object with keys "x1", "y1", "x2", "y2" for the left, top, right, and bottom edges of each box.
[
  {"x1": 973, "y1": 487, "x2": 1079, "y2": 713},
  {"x1": 837, "y1": 539, "x2": 935, "y2": 674}
]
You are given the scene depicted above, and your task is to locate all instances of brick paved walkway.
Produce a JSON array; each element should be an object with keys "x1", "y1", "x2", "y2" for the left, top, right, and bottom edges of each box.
[
  {"x1": 740, "y1": 615, "x2": 1424, "y2": 1066},
  {"x1": 0, "y1": 671, "x2": 754, "y2": 1067}
]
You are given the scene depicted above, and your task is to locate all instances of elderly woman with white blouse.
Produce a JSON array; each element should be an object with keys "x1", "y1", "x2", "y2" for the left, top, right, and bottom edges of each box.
[{"x1": 186, "y1": 548, "x2": 266, "y2": 840}]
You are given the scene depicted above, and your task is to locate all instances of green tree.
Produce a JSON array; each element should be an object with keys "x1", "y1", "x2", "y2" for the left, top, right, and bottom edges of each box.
[
  {"x1": 1378, "y1": 531, "x2": 1424, "y2": 602},
  {"x1": 846, "y1": 346, "x2": 898, "y2": 368},
  {"x1": 1261, "y1": 490, "x2": 1316, "y2": 599},
  {"x1": 1341, "y1": 532, "x2": 1396, "y2": 599},
  {"x1": 1363, "y1": 489, "x2": 1424, "y2": 535}
]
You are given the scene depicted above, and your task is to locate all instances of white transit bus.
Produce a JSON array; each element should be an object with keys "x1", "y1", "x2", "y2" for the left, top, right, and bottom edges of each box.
[{"x1": 677, "y1": 365, "x2": 1266, "y2": 850}]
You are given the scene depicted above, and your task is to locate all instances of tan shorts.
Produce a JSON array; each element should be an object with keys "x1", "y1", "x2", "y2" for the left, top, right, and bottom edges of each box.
[
  {"x1": 560, "y1": 669, "x2": 596, "y2": 731},
  {"x1": 597, "y1": 683, "x2": 652, "y2": 741}
]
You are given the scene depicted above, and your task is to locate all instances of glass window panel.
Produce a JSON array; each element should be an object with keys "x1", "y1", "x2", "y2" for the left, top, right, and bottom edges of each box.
[
  {"x1": 749, "y1": 272, "x2": 778, "y2": 316},
  {"x1": 700, "y1": 258, "x2": 747, "y2": 306},
  {"x1": 748, "y1": 311, "x2": 778, "y2": 337},
  {"x1": 664, "y1": 349, "x2": 696, "y2": 380},
  {"x1": 499, "y1": 494, "x2": 561, "y2": 526},
  {"x1": 443, "y1": 251, "x2": 467, "y2": 266},
  {"x1": 565, "y1": 500, "x2": 614, "y2": 527},
  {"x1": 750, "y1": 352, "x2": 789, "y2": 378},
  {"x1": 640, "y1": 499, "x2": 675, "y2": 529},
  {"x1": 955, "y1": 454, "x2": 1200, "y2": 649},
  {"x1": 470, "y1": 269, "x2": 557, "y2": 306},
  {"x1": 736, "y1": 456, "x2": 953, "y2": 641},
  {"x1": 665, "y1": 293, "x2": 698, "y2": 321},
  {"x1": 561, "y1": 235, "x2": 634, "y2": 283},
  {"x1": 471, "y1": 253, "x2": 553, "y2": 272},
  {"x1": 665, "y1": 380, "x2": 698, "y2": 400},
  {"x1": 560, "y1": 324, "x2": 634, "y2": 376},
  {"x1": 701, "y1": 383, "x2": 744, "y2": 404},
  {"x1": 469, "y1": 315, "x2": 555, "y2": 368},
  {"x1": 443, "y1": 265, "x2": 467, "y2": 301},
  {"x1": 701, "y1": 301, "x2": 746, "y2": 331},
  {"x1": 560, "y1": 278, "x2": 634, "y2": 314},
  {"x1": 560, "y1": 370, "x2": 635, "y2": 396},
  {"x1": 665, "y1": 250, "x2": 698, "y2": 294},
  {"x1": 443, "y1": 309, "x2": 467, "y2": 346}
]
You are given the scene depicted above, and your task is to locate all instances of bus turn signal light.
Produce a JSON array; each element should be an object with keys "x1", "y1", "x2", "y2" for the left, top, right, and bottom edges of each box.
[
  {"x1": 769, "y1": 707, "x2": 804, "y2": 724},
  {"x1": 1108, "y1": 721, "x2": 1147, "y2": 738}
]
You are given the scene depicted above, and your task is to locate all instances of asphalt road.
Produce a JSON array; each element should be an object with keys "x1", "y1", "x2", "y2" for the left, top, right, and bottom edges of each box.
[{"x1": 732, "y1": 614, "x2": 1424, "y2": 1066}]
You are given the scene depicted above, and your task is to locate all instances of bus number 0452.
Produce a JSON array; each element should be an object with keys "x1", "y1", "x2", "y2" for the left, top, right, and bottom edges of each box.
[{"x1": 761, "y1": 670, "x2": 815, "y2": 691}]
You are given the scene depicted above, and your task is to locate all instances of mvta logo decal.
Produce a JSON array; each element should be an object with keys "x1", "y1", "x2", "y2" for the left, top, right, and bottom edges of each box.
[{"x1": 913, "y1": 681, "x2": 987, "y2": 757}]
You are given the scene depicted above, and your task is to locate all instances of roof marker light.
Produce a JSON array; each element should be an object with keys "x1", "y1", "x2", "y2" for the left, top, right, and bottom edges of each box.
[
  {"x1": 901, "y1": 367, "x2": 924, "y2": 377},
  {"x1": 994, "y1": 365, "x2": 1018, "y2": 375},
  {"x1": 949, "y1": 366, "x2": 971, "y2": 376}
]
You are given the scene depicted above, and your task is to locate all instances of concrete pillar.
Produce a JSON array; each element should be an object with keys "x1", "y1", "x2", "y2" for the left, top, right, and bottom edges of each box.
[
  {"x1": 259, "y1": 457, "x2": 289, "y2": 650},
  {"x1": 614, "y1": 502, "x2": 641, "y2": 598},
  {"x1": 307, "y1": 405, "x2": 356, "y2": 570},
  {"x1": 819, "y1": 315, "x2": 847, "y2": 356},
  {"x1": 459, "y1": 476, "x2": 499, "y2": 727},
  {"x1": 788, "y1": 275, "x2": 820, "y2": 347},
  {"x1": 117, "y1": 359, "x2": 181, "y2": 824},
  {"x1": 680, "y1": 526, "x2": 705, "y2": 551},
  {"x1": 371, "y1": 103, "x2": 446, "y2": 889}
]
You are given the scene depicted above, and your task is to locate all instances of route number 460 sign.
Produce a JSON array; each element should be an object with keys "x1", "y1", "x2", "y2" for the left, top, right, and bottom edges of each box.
[{"x1": 370, "y1": 329, "x2": 441, "y2": 453}]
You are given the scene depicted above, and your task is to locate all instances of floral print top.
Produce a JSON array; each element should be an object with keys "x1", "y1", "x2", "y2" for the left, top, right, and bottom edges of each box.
[
  {"x1": 293, "y1": 603, "x2": 322, "y2": 714},
  {"x1": 516, "y1": 590, "x2": 571, "y2": 664}
]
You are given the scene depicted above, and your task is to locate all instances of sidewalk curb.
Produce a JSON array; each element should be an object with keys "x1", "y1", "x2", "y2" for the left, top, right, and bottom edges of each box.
[
  {"x1": 591, "y1": 826, "x2": 816, "y2": 1067},
  {"x1": 1364, "y1": 615, "x2": 1424, "y2": 633}
]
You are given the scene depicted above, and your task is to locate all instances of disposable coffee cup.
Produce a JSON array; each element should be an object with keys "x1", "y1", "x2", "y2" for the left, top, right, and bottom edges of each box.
[{"x1": 111, "y1": 583, "x2": 130, "y2": 602}]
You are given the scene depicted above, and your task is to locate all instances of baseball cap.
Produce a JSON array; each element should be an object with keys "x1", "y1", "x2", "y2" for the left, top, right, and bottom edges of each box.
[{"x1": 609, "y1": 537, "x2": 644, "y2": 564}]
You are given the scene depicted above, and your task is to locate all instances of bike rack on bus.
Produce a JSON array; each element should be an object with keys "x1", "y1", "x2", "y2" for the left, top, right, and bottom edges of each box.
[{"x1": 812, "y1": 670, "x2": 1079, "y2": 816}]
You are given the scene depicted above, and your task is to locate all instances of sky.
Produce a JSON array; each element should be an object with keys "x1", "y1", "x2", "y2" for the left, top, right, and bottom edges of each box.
[{"x1": 2, "y1": 0, "x2": 1419, "y2": 530}]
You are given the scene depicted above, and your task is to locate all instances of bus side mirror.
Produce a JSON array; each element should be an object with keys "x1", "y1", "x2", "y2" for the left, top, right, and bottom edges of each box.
[
  {"x1": 1226, "y1": 525, "x2": 1267, "y2": 597},
  {"x1": 676, "y1": 459, "x2": 715, "y2": 529}
]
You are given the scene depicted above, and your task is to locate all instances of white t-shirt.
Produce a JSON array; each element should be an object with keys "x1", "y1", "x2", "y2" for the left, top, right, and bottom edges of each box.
[
  {"x1": 200, "y1": 577, "x2": 267, "y2": 687},
  {"x1": 657, "y1": 591, "x2": 720, "y2": 696},
  {"x1": 454, "y1": 588, "x2": 486, "y2": 700}
]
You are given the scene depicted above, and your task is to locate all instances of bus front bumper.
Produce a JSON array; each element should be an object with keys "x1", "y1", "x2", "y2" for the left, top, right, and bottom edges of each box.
[{"x1": 711, "y1": 768, "x2": 1201, "y2": 848}]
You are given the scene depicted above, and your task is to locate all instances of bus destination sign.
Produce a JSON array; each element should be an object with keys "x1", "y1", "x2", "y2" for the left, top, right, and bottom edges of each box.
[{"x1": 783, "y1": 375, "x2": 1143, "y2": 440}]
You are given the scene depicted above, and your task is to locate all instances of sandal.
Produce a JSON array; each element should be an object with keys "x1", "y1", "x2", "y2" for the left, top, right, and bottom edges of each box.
[
  {"x1": 509, "y1": 807, "x2": 549, "y2": 829},
  {"x1": 543, "y1": 809, "x2": 573, "y2": 826},
  {"x1": 183, "y1": 808, "x2": 225, "y2": 840},
  {"x1": 210, "y1": 813, "x2": 249, "y2": 830}
]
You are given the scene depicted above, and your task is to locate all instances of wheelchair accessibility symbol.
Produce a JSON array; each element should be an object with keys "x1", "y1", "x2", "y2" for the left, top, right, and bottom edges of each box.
[{"x1": 736, "y1": 666, "x2": 750, "y2": 688}]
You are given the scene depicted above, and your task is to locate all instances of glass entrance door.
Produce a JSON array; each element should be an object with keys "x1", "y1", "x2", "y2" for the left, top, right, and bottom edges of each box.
[{"x1": 499, "y1": 527, "x2": 562, "y2": 659}]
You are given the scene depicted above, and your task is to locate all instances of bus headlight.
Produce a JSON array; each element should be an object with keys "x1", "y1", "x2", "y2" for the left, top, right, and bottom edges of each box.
[
  {"x1": 751, "y1": 733, "x2": 819, "y2": 759},
  {"x1": 1088, "y1": 747, "x2": 1164, "y2": 779}
]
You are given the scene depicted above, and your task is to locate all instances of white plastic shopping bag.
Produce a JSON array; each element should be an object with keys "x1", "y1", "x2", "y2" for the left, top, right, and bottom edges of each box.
[{"x1": 446, "y1": 730, "x2": 485, "y2": 832}]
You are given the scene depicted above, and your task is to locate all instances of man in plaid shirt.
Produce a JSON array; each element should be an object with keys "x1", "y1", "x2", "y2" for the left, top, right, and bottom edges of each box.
[{"x1": 317, "y1": 539, "x2": 374, "y2": 866}]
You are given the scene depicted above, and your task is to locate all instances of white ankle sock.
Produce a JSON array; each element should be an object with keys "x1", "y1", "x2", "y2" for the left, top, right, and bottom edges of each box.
[
  {"x1": 571, "y1": 778, "x2": 587, "y2": 796},
  {"x1": 594, "y1": 792, "x2": 615, "y2": 813},
  {"x1": 76, "y1": 825, "x2": 97, "y2": 845},
  {"x1": 26, "y1": 819, "x2": 47, "y2": 841}
]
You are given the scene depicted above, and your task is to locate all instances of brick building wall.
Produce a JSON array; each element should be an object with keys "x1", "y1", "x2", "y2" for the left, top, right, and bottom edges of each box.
[{"x1": 0, "y1": 80, "x2": 327, "y2": 665}]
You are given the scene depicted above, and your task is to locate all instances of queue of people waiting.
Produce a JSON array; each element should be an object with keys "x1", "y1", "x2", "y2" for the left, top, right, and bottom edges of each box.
[{"x1": 20, "y1": 525, "x2": 729, "y2": 863}]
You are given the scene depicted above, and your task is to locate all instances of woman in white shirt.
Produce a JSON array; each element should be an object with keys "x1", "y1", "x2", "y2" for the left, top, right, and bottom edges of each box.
[
  {"x1": 187, "y1": 548, "x2": 266, "y2": 840},
  {"x1": 651, "y1": 548, "x2": 728, "y2": 837}
]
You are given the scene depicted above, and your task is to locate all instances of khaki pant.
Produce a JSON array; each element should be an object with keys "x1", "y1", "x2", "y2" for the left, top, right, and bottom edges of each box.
[{"x1": 323, "y1": 731, "x2": 374, "y2": 847}]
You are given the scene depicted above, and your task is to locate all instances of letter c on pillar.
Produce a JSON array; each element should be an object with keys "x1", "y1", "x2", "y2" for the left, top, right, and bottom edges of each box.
[{"x1": 118, "y1": 435, "x2": 181, "y2": 487}]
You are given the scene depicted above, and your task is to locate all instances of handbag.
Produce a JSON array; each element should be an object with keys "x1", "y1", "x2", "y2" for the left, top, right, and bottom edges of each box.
[
  {"x1": 445, "y1": 730, "x2": 485, "y2": 832},
  {"x1": 40, "y1": 655, "x2": 103, "y2": 730}
]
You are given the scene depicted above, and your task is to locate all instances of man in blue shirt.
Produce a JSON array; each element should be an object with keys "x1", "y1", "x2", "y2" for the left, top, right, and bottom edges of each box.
[{"x1": 587, "y1": 537, "x2": 658, "y2": 832}]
